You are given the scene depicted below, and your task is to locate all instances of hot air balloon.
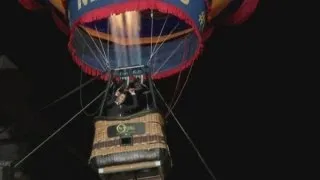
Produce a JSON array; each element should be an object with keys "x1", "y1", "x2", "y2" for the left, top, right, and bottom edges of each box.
[{"x1": 17, "y1": 0, "x2": 260, "y2": 179}]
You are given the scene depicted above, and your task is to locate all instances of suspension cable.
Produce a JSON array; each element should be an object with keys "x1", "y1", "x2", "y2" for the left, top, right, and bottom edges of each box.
[
  {"x1": 14, "y1": 90, "x2": 106, "y2": 168},
  {"x1": 153, "y1": 82, "x2": 217, "y2": 180}
]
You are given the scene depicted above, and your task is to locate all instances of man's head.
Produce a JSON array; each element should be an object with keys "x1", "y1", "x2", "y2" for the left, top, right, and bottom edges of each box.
[{"x1": 116, "y1": 93, "x2": 126, "y2": 104}]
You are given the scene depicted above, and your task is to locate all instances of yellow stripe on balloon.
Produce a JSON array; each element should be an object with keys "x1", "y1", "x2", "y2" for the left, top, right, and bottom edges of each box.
[
  {"x1": 81, "y1": 26, "x2": 193, "y2": 46},
  {"x1": 49, "y1": 0, "x2": 66, "y2": 15},
  {"x1": 208, "y1": 0, "x2": 232, "y2": 21}
]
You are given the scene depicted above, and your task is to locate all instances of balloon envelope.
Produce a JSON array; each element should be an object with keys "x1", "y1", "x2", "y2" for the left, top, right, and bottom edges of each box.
[{"x1": 19, "y1": 0, "x2": 260, "y2": 79}]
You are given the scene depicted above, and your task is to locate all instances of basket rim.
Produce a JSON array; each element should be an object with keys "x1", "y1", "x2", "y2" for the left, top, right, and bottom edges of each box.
[{"x1": 94, "y1": 109, "x2": 161, "y2": 121}]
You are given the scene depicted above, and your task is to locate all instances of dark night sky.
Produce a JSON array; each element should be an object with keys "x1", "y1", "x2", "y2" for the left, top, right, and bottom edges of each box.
[{"x1": 0, "y1": 1, "x2": 287, "y2": 180}]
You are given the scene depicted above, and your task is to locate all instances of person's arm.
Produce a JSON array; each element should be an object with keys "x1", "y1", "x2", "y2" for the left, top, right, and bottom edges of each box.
[{"x1": 106, "y1": 89, "x2": 120, "y2": 107}]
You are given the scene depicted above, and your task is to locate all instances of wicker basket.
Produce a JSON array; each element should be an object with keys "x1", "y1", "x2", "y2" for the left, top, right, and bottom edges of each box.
[{"x1": 89, "y1": 111, "x2": 170, "y2": 174}]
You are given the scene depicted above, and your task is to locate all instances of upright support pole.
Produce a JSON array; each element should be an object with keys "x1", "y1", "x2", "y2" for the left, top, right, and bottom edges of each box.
[
  {"x1": 145, "y1": 93, "x2": 150, "y2": 110},
  {"x1": 99, "y1": 71, "x2": 114, "y2": 116},
  {"x1": 145, "y1": 66, "x2": 157, "y2": 109}
]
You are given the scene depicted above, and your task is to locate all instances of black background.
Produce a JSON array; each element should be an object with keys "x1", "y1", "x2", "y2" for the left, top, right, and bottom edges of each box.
[{"x1": 0, "y1": 1, "x2": 288, "y2": 180}]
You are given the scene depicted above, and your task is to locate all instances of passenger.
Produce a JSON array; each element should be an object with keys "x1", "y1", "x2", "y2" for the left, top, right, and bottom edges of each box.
[{"x1": 105, "y1": 88, "x2": 138, "y2": 117}]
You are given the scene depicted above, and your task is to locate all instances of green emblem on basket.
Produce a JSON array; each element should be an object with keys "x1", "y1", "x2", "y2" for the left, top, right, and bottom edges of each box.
[
  {"x1": 116, "y1": 123, "x2": 139, "y2": 135},
  {"x1": 108, "y1": 122, "x2": 146, "y2": 137},
  {"x1": 116, "y1": 123, "x2": 128, "y2": 134}
]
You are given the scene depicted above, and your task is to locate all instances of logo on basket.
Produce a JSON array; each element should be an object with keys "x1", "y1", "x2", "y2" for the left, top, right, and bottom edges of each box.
[
  {"x1": 116, "y1": 123, "x2": 127, "y2": 134},
  {"x1": 108, "y1": 123, "x2": 145, "y2": 137}
]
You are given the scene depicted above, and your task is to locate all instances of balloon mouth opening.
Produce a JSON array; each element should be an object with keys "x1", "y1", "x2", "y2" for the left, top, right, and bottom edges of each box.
[
  {"x1": 77, "y1": 10, "x2": 193, "y2": 46},
  {"x1": 68, "y1": 1, "x2": 203, "y2": 80}
]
